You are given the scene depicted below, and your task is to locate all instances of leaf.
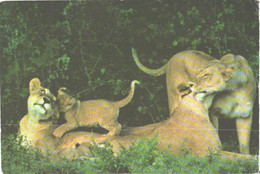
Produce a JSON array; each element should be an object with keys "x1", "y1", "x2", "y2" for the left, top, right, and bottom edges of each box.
[
  {"x1": 100, "y1": 68, "x2": 106, "y2": 74},
  {"x1": 137, "y1": 106, "x2": 143, "y2": 112},
  {"x1": 148, "y1": 58, "x2": 153, "y2": 65},
  {"x1": 172, "y1": 40, "x2": 178, "y2": 47}
]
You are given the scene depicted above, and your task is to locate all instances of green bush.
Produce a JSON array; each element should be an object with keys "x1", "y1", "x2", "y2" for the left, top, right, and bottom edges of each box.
[
  {"x1": 2, "y1": 134, "x2": 258, "y2": 173},
  {"x1": 2, "y1": 134, "x2": 98, "y2": 174},
  {"x1": 1, "y1": 0, "x2": 258, "y2": 129},
  {"x1": 1, "y1": 0, "x2": 258, "y2": 167}
]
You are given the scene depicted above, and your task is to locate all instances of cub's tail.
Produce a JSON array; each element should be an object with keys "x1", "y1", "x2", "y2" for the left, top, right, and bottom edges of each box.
[
  {"x1": 132, "y1": 48, "x2": 167, "y2": 76},
  {"x1": 113, "y1": 80, "x2": 140, "y2": 108}
]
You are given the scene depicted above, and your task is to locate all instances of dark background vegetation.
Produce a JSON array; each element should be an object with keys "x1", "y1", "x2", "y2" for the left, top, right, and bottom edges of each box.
[{"x1": 1, "y1": 0, "x2": 259, "y2": 155}]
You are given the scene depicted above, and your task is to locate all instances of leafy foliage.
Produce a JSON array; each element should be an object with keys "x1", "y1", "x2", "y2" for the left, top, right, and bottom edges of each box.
[
  {"x1": 1, "y1": 0, "x2": 258, "y2": 161},
  {"x1": 2, "y1": 135, "x2": 258, "y2": 173},
  {"x1": 2, "y1": 134, "x2": 98, "y2": 173}
]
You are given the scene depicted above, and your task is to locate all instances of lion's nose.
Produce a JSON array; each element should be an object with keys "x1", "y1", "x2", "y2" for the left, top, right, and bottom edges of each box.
[
  {"x1": 43, "y1": 97, "x2": 51, "y2": 104},
  {"x1": 188, "y1": 82, "x2": 195, "y2": 87}
]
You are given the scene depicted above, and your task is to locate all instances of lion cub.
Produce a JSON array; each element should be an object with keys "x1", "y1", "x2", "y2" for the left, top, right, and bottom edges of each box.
[{"x1": 53, "y1": 80, "x2": 140, "y2": 138}]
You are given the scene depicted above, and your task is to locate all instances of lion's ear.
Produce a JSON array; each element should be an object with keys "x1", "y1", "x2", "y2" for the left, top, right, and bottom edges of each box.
[
  {"x1": 58, "y1": 87, "x2": 67, "y2": 95},
  {"x1": 222, "y1": 64, "x2": 237, "y2": 81},
  {"x1": 177, "y1": 82, "x2": 192, "y2": 97},
  {"x1": 29, "y1": 78, "x2": 41, "y2": 93},
  {"x1": 177, "y1": 83, "x2": 190, "y2": 92},
  {"x1": 220, "y1": 54, "x2": 235, "y2": 64}
]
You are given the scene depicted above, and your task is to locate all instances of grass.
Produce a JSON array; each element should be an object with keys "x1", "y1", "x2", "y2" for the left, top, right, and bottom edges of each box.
[{"x1": 2, "y1": 134, "x2": 258, "y2": 173}]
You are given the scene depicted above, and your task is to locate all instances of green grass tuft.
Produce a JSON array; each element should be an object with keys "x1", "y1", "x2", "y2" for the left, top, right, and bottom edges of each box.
[{"x1": 2, "y1": 134, "x2": 258, "y2": 173}]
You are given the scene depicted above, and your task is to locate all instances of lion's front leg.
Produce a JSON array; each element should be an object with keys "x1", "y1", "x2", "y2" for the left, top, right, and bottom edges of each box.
[
  {"x1": 53, "y1": 122, "x2": 78, "y2": 138},
  {"x1": 236, "y1": 114, "x2": 252, "y2": 154},
  {"x1": 100, "y1": 121, "x2": 122, "y2": 136},
  {"x1": 210, "y1": 115, "x2": 219, "y2": 130}
]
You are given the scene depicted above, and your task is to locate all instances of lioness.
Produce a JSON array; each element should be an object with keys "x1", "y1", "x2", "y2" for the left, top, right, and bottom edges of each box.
[
  {"x1": 132, "y1": 48, "x2": 235, "y2": 114},
  {"x1": 59, "y1": 91, "x2": 255, "y2": 160},
  {"x1": 19, "y1": 78, "x2": 91, "y2": 159},
  {"x1": 194, "y1": 54, "x2": 256, "y2": 154},
  {"x1": 53, "y1": 80, "x2": 140, "y2": 138},
  {"x1": 19, "y1": 78, "x2": 59, "y2": 146}
]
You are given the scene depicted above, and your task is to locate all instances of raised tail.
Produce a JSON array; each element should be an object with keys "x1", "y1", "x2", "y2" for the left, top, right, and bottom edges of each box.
[
  {"x1": 113, "y1": 80, "x2": 140, "y2": 108},
  {"x1": 132, "y1": 48, "x2": 167, "y2": 76}
]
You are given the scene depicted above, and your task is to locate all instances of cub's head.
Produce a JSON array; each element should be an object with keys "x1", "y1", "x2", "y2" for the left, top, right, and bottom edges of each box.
[
  {"x1": 57, "y1": 87, "x2": 77, "y2": 113},
  {"x1": 190, "y1": 61, "x2": 236, "y2": 101},
  {"x1": 28, "y1": 78, "x2": 57, "y2": 121}
]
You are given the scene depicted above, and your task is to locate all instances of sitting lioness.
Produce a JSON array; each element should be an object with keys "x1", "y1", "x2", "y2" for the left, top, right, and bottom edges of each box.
[
  {"x1": 19, "y1": 78, "x2": 92, "y2": 159},
  {"x1": 53, "y1": 80, "x2": 140, "y2": 138},
  {"x1": 132, "y1": 48, "x2": 235, "y2": 114},
  {"x1": 193, "y1": 54, "x2": 256, "y2": 154}
]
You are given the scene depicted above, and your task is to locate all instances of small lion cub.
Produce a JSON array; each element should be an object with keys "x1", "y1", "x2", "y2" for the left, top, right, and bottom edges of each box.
[{"x1": 53, "y1": 80, "x2": 140, "y2": 138}]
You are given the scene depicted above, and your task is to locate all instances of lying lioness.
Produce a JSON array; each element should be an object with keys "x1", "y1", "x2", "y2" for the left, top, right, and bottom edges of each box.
[
  {"x1": 59, "y1": 91, "x2": 255, "y2": 160},
  {"x1": 19, "y1": 78, "x2": 59, "y2": 147},
  {"x1": 53, "y1": 80, "x2": 140, "y2": 138},
  {"x1": 132, "y1": 48, "x2": 235, "y2": 114},
  {"x1": 19, "y1": 78, "x2": 92, "y2": 159}
]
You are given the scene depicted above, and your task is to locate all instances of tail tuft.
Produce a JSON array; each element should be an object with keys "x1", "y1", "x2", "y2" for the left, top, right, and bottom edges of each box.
[{"x1": 132, "y1": 80, "x2": 141, "y2": 86}]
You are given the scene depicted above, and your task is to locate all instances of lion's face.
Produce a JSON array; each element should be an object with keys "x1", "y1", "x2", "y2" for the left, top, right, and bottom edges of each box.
[
  {"x1": 57, "y1": 87, "x2": 77, "y2": 113},
  {"x1": 190, "y1": 62, "x2": 235, "y2": 101},
  {"x1": 28, "y1": 78, "x2": 57, "y2": 121}
]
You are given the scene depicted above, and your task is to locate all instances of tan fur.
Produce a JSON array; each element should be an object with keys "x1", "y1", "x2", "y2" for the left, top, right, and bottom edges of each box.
[
  {"x1": 53, "y1": 80, "x2": 140, "y2": 138},
  {"x1": 59, "y1": 92, "x2": 255, "y2": 160},
  {"x1": 19, "y1": 78, "x2": 91, "y2": 160},
  {"x1": 20, "y1": 79, "x2": 255, "y2": 160},
  {"x1": 208, "y1": 54, "x2": 256, "y2": 154},
  {"x1": 132, "y1": 48, "x2": 235, "y2": 115}
]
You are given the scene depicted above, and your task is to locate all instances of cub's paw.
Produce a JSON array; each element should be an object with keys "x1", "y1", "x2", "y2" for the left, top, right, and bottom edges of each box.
[
  {"x1": 106, "y1": 124, "x2": 122, "y2": 136},
  {"x1": 53, "y1": 128, "x2": 64, "y2": 138},
  {"x1": 105, "y1": 132, "x2": 116, "y2": 136}
]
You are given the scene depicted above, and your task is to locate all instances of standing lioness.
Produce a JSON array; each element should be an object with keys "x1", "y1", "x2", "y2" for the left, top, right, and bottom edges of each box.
[
  {"x1": 190, "y1": 54, "x2": 256, "y2": 154},
  {"x1": 132, "y1": 48, "x2": 236, "y2": 114},
  {"x1": 209, "y1": 54, "x2": 256, "y2": 154}
]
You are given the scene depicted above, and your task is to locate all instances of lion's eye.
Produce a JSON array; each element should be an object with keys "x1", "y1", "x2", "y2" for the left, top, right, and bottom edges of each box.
[
  {"x1": 203, "y1": 74, "x2": 211, "y2": 79},
  {"x1": 40, "y1": 89, "x2": 46, "y2": 94}
]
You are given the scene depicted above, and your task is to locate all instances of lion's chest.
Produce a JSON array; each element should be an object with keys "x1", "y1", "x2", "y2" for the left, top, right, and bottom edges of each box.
[
  {"x1": 20, "y1": 115, "x2": 58, "y2": 147},
  {"x1": 210, "y1": 90, "x2": 253, "y2": 118}
]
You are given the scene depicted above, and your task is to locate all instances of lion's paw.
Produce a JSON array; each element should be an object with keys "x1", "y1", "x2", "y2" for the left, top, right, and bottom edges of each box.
[{"x1": 53, "y1": 128, "x2": 64, "y2": 138}]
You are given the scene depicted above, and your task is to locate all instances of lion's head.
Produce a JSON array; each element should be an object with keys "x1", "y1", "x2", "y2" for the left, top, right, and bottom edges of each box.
[
  {"x1": 27, "y1": 78, "x2": 57, "y2": 121},
  {"x1": 190, "y1": 61, "x2": 236, "y2": 101},
  {"x1": 57, "y1": 87, "x2": 77, "y2": 113}
]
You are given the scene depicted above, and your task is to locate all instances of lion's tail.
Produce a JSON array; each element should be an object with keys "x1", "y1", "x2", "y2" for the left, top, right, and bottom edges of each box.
[
  {"x1": 220, "y1": 150, "x2": 257, "y2": 161},
  {"x1": 132, "y1": 48, "x2": 167, "y2": 76},
  {"x1": 113, "y1": 80, "x2": 140, "y2": 108}
]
